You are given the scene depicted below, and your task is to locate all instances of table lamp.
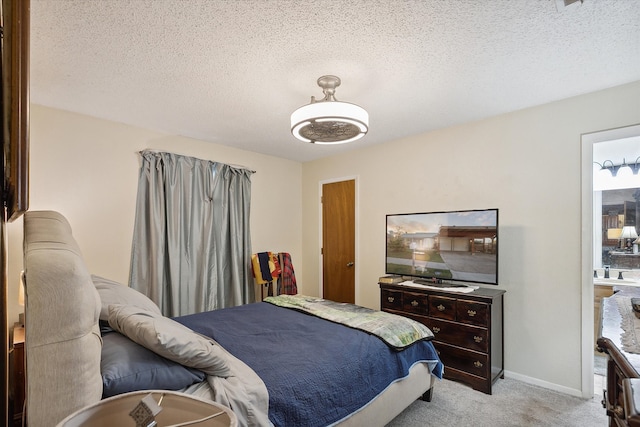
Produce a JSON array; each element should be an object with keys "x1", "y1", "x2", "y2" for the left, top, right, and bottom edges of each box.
[{"x1": 620, "y1": 226, "x2": 639, "y2": 252}]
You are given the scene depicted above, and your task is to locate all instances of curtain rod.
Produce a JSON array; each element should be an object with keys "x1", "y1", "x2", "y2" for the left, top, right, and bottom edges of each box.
[{"x1": 137, "y1": 149, "x2": 256, "y2": 173}]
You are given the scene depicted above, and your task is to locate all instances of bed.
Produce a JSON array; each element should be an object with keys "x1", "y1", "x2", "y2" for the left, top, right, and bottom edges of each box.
[{"x1": 22, "y1": 210, "x2": 443, "y2": 427}]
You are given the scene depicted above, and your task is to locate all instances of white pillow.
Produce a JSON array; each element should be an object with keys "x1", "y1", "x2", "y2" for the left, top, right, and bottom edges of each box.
[
  {"x1": 92, "y1": 275, "x2": 161, "y2": 321},
  {"x1": 107, "y1": 304, "x2": 231, "y2": 377}
]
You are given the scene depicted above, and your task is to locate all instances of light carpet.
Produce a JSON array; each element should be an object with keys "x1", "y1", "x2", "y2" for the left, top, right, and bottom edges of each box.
[{"x1": 386, "y1": 377, "x2": 607, "y2": 427}]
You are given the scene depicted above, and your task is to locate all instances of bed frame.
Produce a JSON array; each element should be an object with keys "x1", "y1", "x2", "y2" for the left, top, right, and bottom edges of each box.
[{"x1": 23, "y1": 210, "x2": 436, "y2": 426}]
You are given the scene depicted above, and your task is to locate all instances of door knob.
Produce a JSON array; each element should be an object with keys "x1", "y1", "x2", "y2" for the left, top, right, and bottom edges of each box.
[{"x1": 347, "y1": 262, "x2": 354, "y2": 267}]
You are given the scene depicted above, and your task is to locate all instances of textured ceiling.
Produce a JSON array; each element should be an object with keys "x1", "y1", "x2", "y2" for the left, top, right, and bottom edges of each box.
[{"x1": 30, "y1": 0, "x2": 640, "y2": 163}]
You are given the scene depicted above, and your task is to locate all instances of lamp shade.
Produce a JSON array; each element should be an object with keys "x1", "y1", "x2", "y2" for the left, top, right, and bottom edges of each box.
[{"x1": 620, "y1": 226, "x2": 638, "y2": 240}]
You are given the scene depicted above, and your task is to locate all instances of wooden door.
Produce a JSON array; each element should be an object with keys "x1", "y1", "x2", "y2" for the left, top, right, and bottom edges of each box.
[{"x1": 322, "y1": 180, "x2": 355, "y2": 303}]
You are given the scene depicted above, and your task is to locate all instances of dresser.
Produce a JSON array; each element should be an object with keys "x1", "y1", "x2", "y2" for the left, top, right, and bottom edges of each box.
[{"x1": 380, "y1": 283, "x2": 505, "y2": 394}]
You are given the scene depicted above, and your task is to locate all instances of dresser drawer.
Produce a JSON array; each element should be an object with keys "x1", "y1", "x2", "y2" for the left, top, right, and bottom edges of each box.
[
  {"x1": 428, "y1": 295, "x2": 456, "y2": 321},
  {"x1": 435, "y1": 341, "x2": 489, "y2": 379},
  {"x1": 456, "y1": 299, "x2": 489, "y2": 326},
  {"x1": 381, "y1": 289, "x2": 403, "y2": 311},
  {"x1": 402, "y1": 291, "x2": 428, "y2": 315},
  {"x1": 423, "y1": 318, "x2": 488, "y2": 353}
]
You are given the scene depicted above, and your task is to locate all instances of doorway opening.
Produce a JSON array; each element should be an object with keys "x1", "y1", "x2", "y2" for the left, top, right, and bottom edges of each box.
[{"x1": 582, "y1": 123, "x2": 640, "y2": 399}]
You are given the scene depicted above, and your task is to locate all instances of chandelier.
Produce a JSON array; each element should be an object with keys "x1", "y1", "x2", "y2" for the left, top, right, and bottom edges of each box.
[{"x1": 290, "y1": 75, "x2": 369, "y2": 145}]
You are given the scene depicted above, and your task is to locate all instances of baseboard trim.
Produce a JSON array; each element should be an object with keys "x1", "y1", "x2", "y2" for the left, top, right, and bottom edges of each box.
[{"x1": 503, "y1": 370, "x2": 583, "y2": 398}]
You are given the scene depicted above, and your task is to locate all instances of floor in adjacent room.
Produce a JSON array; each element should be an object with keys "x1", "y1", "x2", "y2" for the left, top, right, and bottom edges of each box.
[{"x1": 594, "y1": 372, "x2": 605, "y2": 399}]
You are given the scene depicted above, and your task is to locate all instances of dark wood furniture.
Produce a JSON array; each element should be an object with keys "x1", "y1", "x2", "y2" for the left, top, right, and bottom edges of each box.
[
  {"x1": 622, "y1": 379, "x2": 640, "y2": 427},
  {"x1": 611, "y1": 253, "x2": 640, "y2": 270},
  {"x1": 380, "y1": 283, "x2": 505, "y2": 394},
  {"x1": 597, "y1": 286, "x2": 640, "y2": 426},
  {"x1": 10, "y1": 324, "x2": 24, "y2": 427}
]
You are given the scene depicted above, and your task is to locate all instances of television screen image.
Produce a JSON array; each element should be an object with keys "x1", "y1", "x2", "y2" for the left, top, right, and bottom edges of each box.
[{"x1": 386, "y1": 209, "x2": 498, "y2": 286}]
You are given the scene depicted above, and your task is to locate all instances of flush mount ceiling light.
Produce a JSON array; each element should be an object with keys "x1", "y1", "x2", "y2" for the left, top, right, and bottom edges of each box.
[{"x1": 291, "y1": 75, "x2": 369, "y2": 145}]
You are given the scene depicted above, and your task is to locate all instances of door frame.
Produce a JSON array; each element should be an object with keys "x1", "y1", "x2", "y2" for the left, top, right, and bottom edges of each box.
[
  {"x1": 318, "y1": 175, "x2": 359, "y2": 304},
  {"x1": 581, "y1": 123, "x2": 640, "y2": 399}
]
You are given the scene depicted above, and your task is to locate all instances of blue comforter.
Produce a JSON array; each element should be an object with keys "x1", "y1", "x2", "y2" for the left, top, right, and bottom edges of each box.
[{"x1": 177, "y1": 302, "x2": 443, "y2": 427}]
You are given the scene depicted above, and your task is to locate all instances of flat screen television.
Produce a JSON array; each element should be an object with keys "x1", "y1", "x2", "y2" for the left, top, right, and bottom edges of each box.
[{"x1": 386, "y1": 208, "x2": 498, "y2": 286}]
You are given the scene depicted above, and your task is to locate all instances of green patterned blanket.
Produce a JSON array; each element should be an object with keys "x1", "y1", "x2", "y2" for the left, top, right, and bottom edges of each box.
[{"x1": 264, "y1": 294, "x2": 434, "y2": 350}]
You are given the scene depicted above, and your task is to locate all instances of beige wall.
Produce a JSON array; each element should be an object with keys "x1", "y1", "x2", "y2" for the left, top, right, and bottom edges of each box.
[
  {"x1": 6, "y1": 105, "x2": 302, "y2": 324},
  {"x1": 300, "y1": 80, "x2": 640, "y2": 395},
  {"x1": 8, "y1": 80, "x2": 640, "y2": 398}
]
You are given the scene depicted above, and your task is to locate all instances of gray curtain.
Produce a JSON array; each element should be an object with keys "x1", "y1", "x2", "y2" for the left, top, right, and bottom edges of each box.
[{"x1": 129, "y1": 150, "x2": 255, "y2": 316}]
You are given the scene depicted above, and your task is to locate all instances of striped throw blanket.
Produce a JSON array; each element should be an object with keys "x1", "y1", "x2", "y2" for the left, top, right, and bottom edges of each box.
[{"x1": 264, "y1": 294, "x2": 434, "y2": 350}]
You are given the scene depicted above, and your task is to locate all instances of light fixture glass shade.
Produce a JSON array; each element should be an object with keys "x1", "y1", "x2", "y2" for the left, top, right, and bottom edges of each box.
[
  {"x1": 617, "y1": 164, "x2": 633, "y2": 179},
  {"x1": 291, "y1": 101, "x2": 369, "y2": 144},
  {"x1": 599, "y1": 167, "x2": 613, "y2": 178},
  {"x1": 291, "y1": 75, "x2": 368, "y2": 145}
]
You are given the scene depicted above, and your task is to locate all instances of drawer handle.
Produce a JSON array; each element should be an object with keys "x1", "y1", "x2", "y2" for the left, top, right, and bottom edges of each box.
[
  {"x1": 411, "y1": 300, "x2": 419, "y2": 307},
  {"x1": 432, "y1": 327, "x2": 440, "y2": 334},
  {"x1": 474, "y1": 336, "x2": 483, "y2": 343},
  {"x1": 474, "y1": 361, "x2": 483, "y2": 368},
  {"x1": 467, "y1": 309, "x2": 477, "y2": 317},
  {"x1": 387, "y1": 296, "x2": 394, "y2": 303},
  {"x1": 437, "y1": 304, "x2": 445, "y2": 311}
]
